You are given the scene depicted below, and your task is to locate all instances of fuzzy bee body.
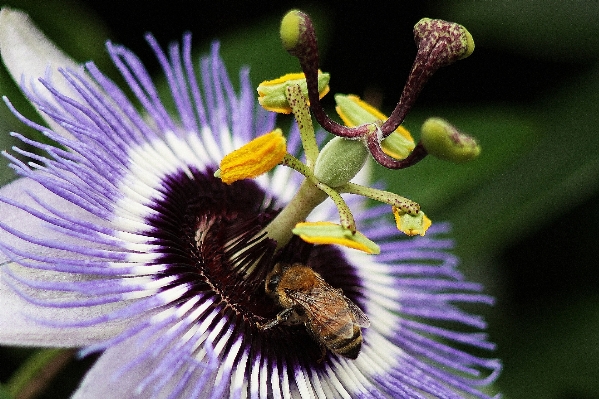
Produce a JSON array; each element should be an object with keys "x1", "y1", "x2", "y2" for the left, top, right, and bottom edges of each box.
[{"x1": 262, "y1": 262, "x2": 370, "y2": 360}]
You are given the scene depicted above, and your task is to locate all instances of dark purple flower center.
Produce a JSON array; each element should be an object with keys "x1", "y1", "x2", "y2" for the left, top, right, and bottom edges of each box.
[{"x1": 146, "y1": 167, "x2": 363, "y2": 363}]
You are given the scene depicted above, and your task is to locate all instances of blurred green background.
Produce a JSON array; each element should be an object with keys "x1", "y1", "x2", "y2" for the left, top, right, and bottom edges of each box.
[{"x1": 1, "y1": 1, "x2": 598, "y2": 398}]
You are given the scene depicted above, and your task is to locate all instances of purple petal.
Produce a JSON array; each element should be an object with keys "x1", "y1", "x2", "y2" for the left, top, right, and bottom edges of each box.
[{"x1": 0, "y1": 264, "x2": 130, "y2": 346}]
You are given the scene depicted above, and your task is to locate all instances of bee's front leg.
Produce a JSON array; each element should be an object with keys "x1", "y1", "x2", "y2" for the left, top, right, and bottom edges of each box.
[
  {"x1": 259, "y1": 307, "x2": 296, "y2": 330},
  {"x1": 316, "y1": 344, "x2": 327, "y2": 363}
]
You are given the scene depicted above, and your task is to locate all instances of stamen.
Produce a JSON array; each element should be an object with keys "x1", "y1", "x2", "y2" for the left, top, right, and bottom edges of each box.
[
  {"x1": 249, "y1": 11, "x2": 479, "y2": 246},
  {"x1": 285, "y1": 84, "x2": 319, "y2": 168},
  {"x1": 292, "y1": 221, "x2": 380, "y2": 254},
  {"x1": 278, "y1": 154, "x2": 358, "y2": 236},
  {"x1": 335, "y1": 94, "x2": 415, "y2": 160},
  {"x1": 339, "y1": 182, "x2": 420, "y2": 216},
  {"x1": 216, "y1": 129, "x2": 286, "y2": 184},
  {"x1": 257, "y1": 71, "x2": 330, "y2": 114},
  {"x1": 392, "y1": 206, "x2": 432, "y2": 236}
]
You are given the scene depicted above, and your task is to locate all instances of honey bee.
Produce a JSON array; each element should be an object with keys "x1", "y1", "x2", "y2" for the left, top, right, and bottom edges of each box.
[{"x1": 261, "y1": 262, "x2": 370, "y2": 360}]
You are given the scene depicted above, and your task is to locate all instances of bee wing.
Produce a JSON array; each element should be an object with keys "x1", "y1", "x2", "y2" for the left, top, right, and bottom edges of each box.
[
  {"x1": 286, "y1": 285, "x2": 356, "y2": 340},
  {"x1": 344, "y1": 297, "x2": 370, "y2": 328}
]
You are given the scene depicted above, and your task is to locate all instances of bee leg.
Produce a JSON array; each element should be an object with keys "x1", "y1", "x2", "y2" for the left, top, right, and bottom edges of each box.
[
  {"x1": 259, "y1": 307, "x2": 295, "y2": 330},
  {"x1": 316, "y1": 344, "x2": 327, "y2": 363}
]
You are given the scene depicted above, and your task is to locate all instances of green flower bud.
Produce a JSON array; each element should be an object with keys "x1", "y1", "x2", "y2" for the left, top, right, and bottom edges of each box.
[{"x1": 420, "y1": 117, "x2": 480, "y2": 163}]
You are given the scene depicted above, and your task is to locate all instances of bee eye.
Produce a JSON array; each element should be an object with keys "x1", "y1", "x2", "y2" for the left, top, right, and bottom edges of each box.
[{"x1": 266, "y1": 273, "x2": 281, "y2": 294}]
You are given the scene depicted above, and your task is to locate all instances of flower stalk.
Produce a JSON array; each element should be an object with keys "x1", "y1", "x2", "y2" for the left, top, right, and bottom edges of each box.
[
  {"x1": 260, "y1": 178, "x2": 327, "y2": 248},
  {"x1": 6, "y1": 349, "x2": 75, "y2": 399}
]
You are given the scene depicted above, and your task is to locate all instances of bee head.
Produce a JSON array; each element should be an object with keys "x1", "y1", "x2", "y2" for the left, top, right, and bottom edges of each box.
[{"x1": 265, "y1": 263, "x2": 284, "y2": 295}]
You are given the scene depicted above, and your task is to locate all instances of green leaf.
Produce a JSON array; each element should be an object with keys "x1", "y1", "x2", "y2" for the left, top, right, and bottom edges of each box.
[
  {"x1": 441, "y1": 0, "x2": 599, "y2": 60},
  {"x1": 0, "y1": 384, "x2": 13, "y2": 399},
  {"x1": 497, "y1": 294, "x2": 599, "y2": 398},
  {"x1": 448, "y1": 65, "x2": 599, "y2": 257}
]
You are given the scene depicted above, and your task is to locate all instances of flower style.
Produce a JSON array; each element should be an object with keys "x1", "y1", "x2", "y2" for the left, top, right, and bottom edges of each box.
[{"x1": 0, "y1": 7, "x2": 500, "y2": 399}]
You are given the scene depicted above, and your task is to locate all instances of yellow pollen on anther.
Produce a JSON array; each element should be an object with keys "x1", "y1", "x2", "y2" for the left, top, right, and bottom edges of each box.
[
  {"x1": 260, "y1": 72, "x2": 308, "y2": 87},
  {"x1": 218, "y1": 129, "x2": 286, "y2": 184}
]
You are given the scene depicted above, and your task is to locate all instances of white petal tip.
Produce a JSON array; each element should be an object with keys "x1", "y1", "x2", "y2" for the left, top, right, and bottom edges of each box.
[{"x1": 0, "y1": 6, "x2": 82, "y2": 139}]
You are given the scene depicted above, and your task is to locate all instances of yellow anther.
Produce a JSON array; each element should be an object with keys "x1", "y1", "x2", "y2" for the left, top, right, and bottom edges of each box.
[
  {"x1": 217, "y1": 129, "x2": 286, "y2": 184},
  {"x1": 392, "y1": 206, "x2": 432, "y2": 236},
  {"x1": 257, "y1": 71, "x2": 330, "y2": 114},
  {"x1": 293, "y1": 221, "x2": 380, "y2": 254}
]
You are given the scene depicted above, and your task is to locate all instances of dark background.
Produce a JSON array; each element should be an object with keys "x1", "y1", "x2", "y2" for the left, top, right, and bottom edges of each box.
[{"x1": 1, "y1": 1, "x2": 599, "y2": 398}]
